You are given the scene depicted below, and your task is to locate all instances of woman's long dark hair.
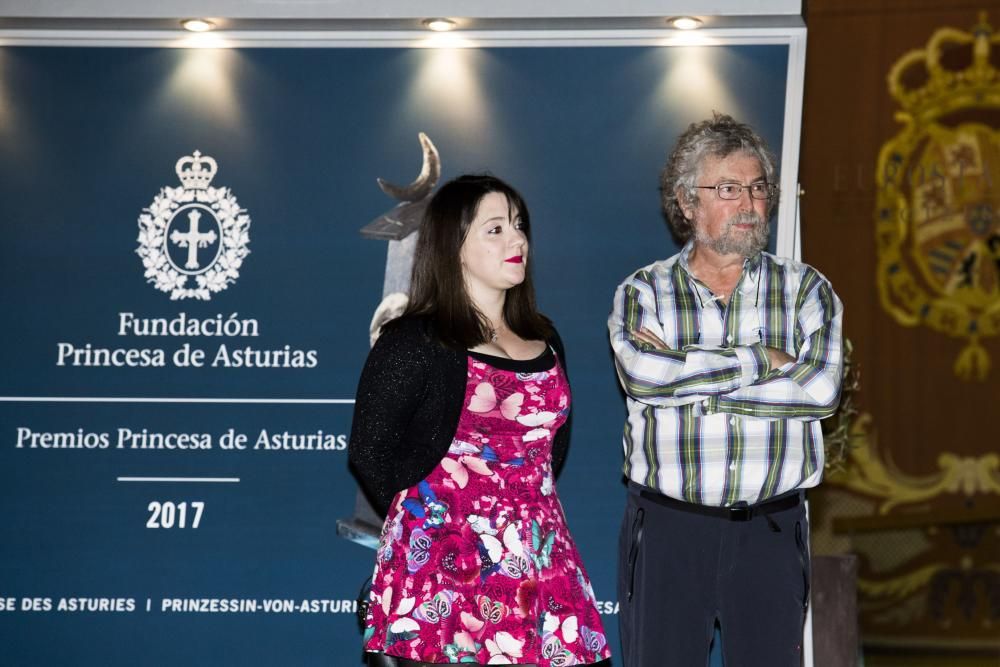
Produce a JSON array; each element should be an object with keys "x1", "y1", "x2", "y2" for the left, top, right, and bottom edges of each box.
[{"x1": 403, "y1": 174, "x2": 553, "y2": 349}]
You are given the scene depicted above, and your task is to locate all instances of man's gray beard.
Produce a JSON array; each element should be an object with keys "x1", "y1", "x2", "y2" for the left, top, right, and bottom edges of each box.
[{"x1": 695, "y1": 211, "x2": 770, "y2": 257}]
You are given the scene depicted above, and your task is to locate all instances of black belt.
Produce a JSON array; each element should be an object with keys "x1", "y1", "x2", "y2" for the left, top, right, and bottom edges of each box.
[{"x1": 633, "y1": 484, "x2": 801, "y2": 522}]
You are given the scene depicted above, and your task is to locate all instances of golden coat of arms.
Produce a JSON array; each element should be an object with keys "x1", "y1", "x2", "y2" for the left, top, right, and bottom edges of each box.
[{"x1": 875, "y1": 13, "x2": 1000, "y2": 380}]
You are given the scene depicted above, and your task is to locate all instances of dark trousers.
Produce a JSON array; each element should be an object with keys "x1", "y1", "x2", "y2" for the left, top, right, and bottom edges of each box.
[{"x1": 617, "y1": 485, "x2": 810, "y2": 667}]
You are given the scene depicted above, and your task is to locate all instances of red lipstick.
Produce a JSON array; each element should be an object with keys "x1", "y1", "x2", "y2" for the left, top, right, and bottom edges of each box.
[{"x1": 505, "y1": 256, "x2": 523, "y2": 264}]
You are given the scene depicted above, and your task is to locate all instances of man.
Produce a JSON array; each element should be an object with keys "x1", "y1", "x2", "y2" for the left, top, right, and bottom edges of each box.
[{"x1": 608, "y1": 113, "x2": 843, "y2": 667}]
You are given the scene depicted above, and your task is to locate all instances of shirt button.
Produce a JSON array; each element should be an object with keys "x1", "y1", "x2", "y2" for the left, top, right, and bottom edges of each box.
[
  {"x1": 729, "y1": 417, "x2": 736, "y2": 425},
  {"x1": 729, "y1": 463, "x2": 736, "y2": 472},
  {"x1": 727, "y1": 335, "x2": 733, "y2": 344}
]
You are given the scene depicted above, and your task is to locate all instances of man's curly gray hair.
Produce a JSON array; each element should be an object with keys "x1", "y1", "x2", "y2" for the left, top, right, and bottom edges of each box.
[{"x1": 660, "y1": 113, "x2": 779, "y2": 242}]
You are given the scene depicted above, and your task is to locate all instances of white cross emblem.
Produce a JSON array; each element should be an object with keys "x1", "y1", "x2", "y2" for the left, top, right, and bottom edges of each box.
[
  {"x1": 136, "y1": 150, "x2": 251, "y2": 300},
  {"x1": 170, "y1": 209, "x2": 218, "y2": 269}
]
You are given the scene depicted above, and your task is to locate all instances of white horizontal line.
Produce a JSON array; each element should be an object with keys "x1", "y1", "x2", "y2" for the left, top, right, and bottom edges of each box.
[
  {"x1": 117, "y1": 477, "x2": 240, "y2": 483},
  {"x1": 0, "y1": 28, "x2": 802, "y2": 49},
  {"x1": 0, "y1": 397, "x2": 354, "y2": 404}
]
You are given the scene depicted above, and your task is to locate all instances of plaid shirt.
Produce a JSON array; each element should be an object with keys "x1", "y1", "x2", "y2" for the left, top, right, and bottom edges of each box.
[{"x1": 609, "y1": 243, "x2": 844, "y2": 506}]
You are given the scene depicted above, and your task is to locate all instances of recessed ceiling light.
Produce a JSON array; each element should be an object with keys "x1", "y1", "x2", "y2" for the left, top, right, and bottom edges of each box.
[
  {"x1": 422, "y1": 18, "x2": 457, "y2": 32},
  {"x1": 668, "y1": 16, "x2": 703, "y2": 30},
  {"x1": 181, "y1": 19, "x2": 216, "y2": 33}
]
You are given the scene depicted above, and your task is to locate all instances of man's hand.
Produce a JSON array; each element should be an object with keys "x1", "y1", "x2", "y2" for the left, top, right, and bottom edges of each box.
[
  {"x1": 630, "y1": 327, "x2": 671, "y2": 351},
  {"x1": 765, "y1": 346, "x2": 795, "y2": 367}
]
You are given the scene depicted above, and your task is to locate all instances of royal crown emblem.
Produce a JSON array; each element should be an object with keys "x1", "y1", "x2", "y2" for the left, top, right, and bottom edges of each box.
[
  {"x1": 136, "y1": 150, "x2": 251, "y2": 300},
  {"x1": 875, "y1": 13, "x2": 1000, "y2": 380},
  {"x1": 175, "y1": 151, "x2": 218, "y2": 190}
]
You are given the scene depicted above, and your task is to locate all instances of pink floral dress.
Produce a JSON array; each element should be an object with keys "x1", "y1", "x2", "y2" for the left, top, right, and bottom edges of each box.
[{"x1": 363, "y1": 349, "x2": 610, "y2": 665}]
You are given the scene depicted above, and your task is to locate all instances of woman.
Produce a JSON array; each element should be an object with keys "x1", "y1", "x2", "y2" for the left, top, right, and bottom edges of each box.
[{"x1": 349, "y1": 174, "x2": 611, "y2": 667}]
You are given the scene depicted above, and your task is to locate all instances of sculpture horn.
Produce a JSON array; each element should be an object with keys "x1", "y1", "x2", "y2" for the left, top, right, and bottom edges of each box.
[{"x1": 377, "y1": 132, "x2": 441, "y2": 202}]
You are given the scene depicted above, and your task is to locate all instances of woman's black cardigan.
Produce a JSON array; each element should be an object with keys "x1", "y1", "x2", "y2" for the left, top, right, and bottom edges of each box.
[{"x1": 348, "y1": 315, "x2": 571, "y2": 517}]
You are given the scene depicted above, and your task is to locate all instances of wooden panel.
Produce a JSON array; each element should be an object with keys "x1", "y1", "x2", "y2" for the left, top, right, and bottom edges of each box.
[
  {"x1": 802, "y1": 2, "x2": 1000, "y2": 659},
  {"x1": 811, "y1": 555, "x2": 860, "y2": 667}
]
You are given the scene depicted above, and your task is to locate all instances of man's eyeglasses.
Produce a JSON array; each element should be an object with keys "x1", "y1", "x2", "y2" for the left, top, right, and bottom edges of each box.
[{"x1": 694, "y1": 182, "x2": 777, "y2": 200}]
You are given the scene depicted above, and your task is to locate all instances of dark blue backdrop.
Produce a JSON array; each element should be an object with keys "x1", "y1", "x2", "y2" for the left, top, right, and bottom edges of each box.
[{"x1": 0, "y1": 44, "x2": 788, "y2": 665}]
